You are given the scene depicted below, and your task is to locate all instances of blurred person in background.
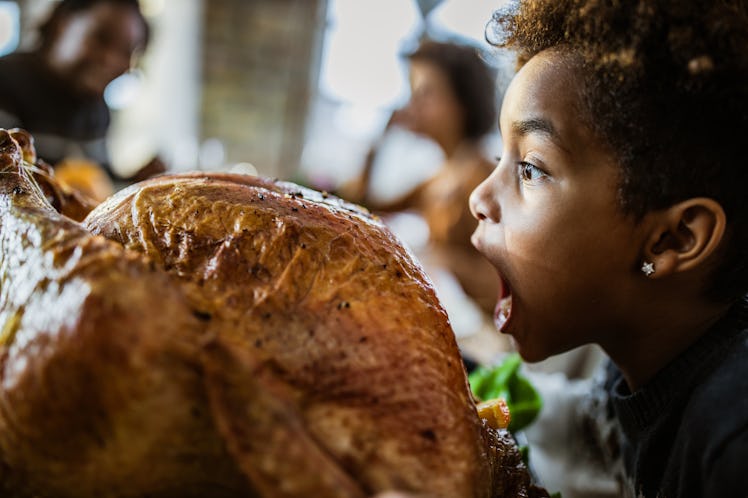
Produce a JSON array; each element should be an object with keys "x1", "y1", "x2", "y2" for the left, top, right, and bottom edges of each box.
[
  {"x1": 343, "y1": 40, "x2": 502, "y2": 348},
  {"x1": 0, "y1": 0, "x2": 164, "y2": 201}
]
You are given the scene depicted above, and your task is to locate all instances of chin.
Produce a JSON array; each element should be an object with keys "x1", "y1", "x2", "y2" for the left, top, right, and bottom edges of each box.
[
  {"x1": 508, "y1": 331, "x2": 567, "y2": 364},
  {"x1": 512, "y1": 343, "x2": 553, "y2": 364},
  {"x1": 73, "y1": 74, "x2": 109, "y2": 98},
  {"x1": 74, "y1": 83, "x2": 105, "y2": 99}
]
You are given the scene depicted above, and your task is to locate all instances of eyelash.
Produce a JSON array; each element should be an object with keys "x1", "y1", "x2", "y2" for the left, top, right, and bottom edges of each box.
[
  {"x1": 517, "y1": 161, "x2": 548, "y2": 182},
  {"x1": 495, "y1": 156, "x2": 550, "y2": 183}
]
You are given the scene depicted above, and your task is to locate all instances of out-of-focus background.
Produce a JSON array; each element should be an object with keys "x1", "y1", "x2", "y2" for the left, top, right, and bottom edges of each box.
[
  {"x1": 0, "y1": 4, "x2": 614, "y2": 496},
  {"x1": 0, "y1": 0, "x2": 508, "y2": 183}
]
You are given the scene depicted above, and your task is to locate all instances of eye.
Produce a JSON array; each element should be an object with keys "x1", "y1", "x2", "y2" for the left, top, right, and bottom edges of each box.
[{"x1": 517, "y1": 161, "x2": 548, "y2": 183}]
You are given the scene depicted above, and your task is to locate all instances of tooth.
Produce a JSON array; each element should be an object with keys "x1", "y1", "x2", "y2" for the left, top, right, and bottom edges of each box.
[{"x1": 495, "y1": 296, "x2": 511, "y2": 329}]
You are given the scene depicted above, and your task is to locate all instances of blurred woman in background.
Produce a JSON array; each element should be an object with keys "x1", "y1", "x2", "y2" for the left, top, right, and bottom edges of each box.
[
  {"x1": 0, "y1": 0, "x2": 162, "y2": 201},
  {"x1": 344, "y1": 40, "x2": 501, "y2": 338}
]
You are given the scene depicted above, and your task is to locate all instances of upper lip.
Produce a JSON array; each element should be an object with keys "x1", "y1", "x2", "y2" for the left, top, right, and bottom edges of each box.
[
  {"x1": 471, "y1": 228, "x2": 512, "y2": 298},
  {"x1": 470, "y1": 227, "x2": 487, "y2": 254}
]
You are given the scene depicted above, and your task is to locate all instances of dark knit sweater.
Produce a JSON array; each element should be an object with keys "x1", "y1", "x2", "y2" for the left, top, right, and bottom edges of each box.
[{"x1": 606, "y1": 296, "x2": 748, "y2": 497}]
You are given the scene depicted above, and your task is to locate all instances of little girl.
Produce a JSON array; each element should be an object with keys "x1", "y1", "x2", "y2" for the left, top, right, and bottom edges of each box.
[{"x1": 468, "y1": 0, "x2": 748, "y2": 497}]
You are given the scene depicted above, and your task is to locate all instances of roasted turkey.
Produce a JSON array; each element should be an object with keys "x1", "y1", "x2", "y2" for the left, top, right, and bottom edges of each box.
[{"x1": 0, "y1": 129, "x2": 547, "y2": 498}]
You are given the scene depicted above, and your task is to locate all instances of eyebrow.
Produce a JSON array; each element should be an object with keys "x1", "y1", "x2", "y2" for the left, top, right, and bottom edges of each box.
[{"x1": 511, "y1": 117, "x2": 568, "y2": 151}]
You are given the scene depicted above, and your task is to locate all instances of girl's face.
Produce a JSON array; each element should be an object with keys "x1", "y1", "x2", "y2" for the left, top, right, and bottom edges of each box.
[
  {"x1": 405, "y1": 60, "x2": 466, "y2": 146},
  {"x1": 46, "y1": 2, "x2": 146, "y2": 97},
  {"x1": 470, "y1": 50, "x2": 646, "y2": 361}
]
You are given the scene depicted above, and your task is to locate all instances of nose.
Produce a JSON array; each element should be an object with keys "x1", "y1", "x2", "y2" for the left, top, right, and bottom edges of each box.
[{"x1": 469, "y1": 170, "x2": 500, "y2": 223}]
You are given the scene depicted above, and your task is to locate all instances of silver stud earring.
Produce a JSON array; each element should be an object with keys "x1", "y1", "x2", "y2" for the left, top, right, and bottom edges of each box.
[{"x1": 641, "y1": 261, "x2": 655, "y2": 276}]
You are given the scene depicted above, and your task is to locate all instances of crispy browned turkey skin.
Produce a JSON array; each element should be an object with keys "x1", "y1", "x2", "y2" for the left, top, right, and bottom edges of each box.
[{"x1": 0, "y1": 129, "x2": 547, "y2": 498}]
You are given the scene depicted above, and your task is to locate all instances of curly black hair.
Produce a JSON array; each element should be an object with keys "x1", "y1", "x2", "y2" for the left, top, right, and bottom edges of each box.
[
  {"x1": 407, "y1": 40, "x2": 498, "y2": 140},
  {"x1": 489, "y1": 0, "x2": 748, "y2": 301},
  {"x1": 38, "y1": 0, "x2": 149, "y2": 51}
]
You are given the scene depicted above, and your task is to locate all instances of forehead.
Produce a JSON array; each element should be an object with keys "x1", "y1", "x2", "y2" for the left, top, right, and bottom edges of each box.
[
  {"x1": 501, "y1": 50, "x2": 588, "y2": 139},
  {"x1": 409, "y1": 60, "x2": 449, "y2": 86},
  {"x1": 71, "y1": 3, "x2": 146, "y2": 43}
]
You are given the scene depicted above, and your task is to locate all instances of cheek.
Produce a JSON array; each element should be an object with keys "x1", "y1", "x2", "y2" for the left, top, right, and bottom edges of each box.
[
  {"x1": 504, "y1": 206, "x2": 608, "y2": 297},
  {"x1": 507, "y1": 208, "x2": 632, "y2": 317},
  {"x1": 49, "y1": 18, "x2": 93, "y2": 66},
  {"x1": 412, "y1": 103, "x2": 445, "y2": 128},
  {"x1": 51, "y1": 35, "x2": 86, "y2": 66},
  {"x1": 504, "y1": 207, "x2": 564, "y2": 262},
  {"x1": 437, "y1": 100, "x2": 464, "y2": 126}
]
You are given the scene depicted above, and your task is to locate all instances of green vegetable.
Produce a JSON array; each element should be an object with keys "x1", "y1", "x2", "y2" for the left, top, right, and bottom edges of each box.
[
  {"x1": 519, "y1": 445, "x2": 530, "y2": 466},
  {"x1": 468, "y1": 353, "x2": 542, "y2": 433}
]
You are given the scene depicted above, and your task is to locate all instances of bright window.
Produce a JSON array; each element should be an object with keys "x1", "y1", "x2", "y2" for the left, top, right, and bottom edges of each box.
[
  {"x1": 300, "y1": 0, "x2": 506, "y2": 191},
  {"x1": 0, "y1": 1, "x2": 20, "y2": 56}
]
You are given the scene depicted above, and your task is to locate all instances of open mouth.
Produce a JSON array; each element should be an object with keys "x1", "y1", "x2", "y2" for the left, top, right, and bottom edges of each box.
[{"x1": 494, "y1": 274, "x2": 513, "y2": 332}]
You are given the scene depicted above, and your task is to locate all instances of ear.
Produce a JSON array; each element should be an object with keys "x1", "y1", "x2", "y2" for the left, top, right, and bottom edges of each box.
[{"x1": 641, "y1": 198, "x2": 726, "y2": 277}]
